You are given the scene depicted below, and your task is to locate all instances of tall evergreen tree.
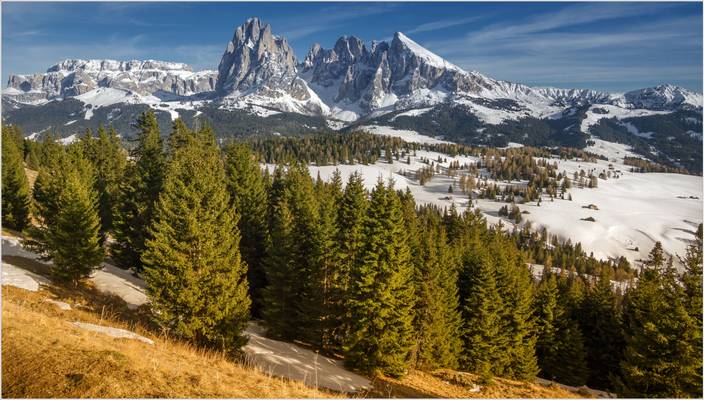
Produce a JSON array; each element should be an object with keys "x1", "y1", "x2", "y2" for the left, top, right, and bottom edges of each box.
[
  {"x1": 112, "y1": 111, "x2": 165, "y2": 270},
  {"x1": 492, "y1": 236, "x2": 539, "y2": 380},
  {"x1": 579, "y1": 271, "x2": 625, "y2": 390},
  {"x1": 284, "y1": 163, "x2": 327, "y2": 346},
  {"x1": 224, "y1": 143, "x2": 270, "y2": 317},
  {"x1": 261, "y1": 178, "x2": 298, "y2": 340},
  {"x1": 413, "y1": 223, "x2": 463, "y2": 370},
  {"x1": 617, "y1": 243, "x2": 701, "y2": 398},
  {"x1": 331, "y1": 171, "x2": 368, "y2": 345},
  {"x1": 535, "y1": 273, "x2": 588, "y2": 385},
  {"x1": 2, "y1": 130, "x2": 31, "y2": 231},
  {"x1": 142, "y1": 125, "x2": 250, "y2": 355},
  {"x1": 535, "y1": 274, "x2": 560, "y2": 378},
  {"x1": 460, "y1": 243, "x2": 507, "y2": 377},
  {"x1": 82, "y1": 125, "x2": 127, "y2": 237},
  {"x1": 25, "y1": 154, "x2": 104, "y2": 284},
  {"x1": 310, "y1": 178, "x2": 341, "y2": 350},
  {"x1": 166, "y1": 118, "x2": 195, "y2": 156},
  {"x1": 345, "y1": 179, "x2": 415, "y2": 377},
  {"x1": 680, "y1": 227, "x2": 703, "y2": 395}
]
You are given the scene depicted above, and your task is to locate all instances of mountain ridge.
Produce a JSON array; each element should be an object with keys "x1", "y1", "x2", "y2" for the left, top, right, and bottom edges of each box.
[
  {"x1": 5, "y1": 17, "x2": 701, "y2": 118},
  {"x1": 3, "y1": 17, "x2": 702, "y2": 173}
]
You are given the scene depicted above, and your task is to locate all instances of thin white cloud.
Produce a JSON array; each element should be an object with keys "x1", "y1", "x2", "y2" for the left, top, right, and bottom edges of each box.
[
  {"x1": 5, "y1": 30, "x2": 44, "y2": 39},
  {"x1": 463, "y1": 2, "x2": 678, "y2": 46},
  {"x1": 405, "y1": 16, "x2": 484, "y2": 35},
  {"x1": 417, "y1": 4, "x2": 701, "y2": 90},
  {"x1": 274, "y1": 4, "x2": 398, "y2": 41}
]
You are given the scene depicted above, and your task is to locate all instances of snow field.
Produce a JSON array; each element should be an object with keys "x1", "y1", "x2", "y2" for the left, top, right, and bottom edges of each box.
[{"x1": 275, "y1": 132, "x2": 701, "y2": 267}]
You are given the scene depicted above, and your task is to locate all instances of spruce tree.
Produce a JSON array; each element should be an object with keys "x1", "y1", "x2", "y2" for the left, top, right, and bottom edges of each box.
[
  {"x1": 413, "y1": 224, "x2": 463, "y2": 370},
  {"x1": 345, "y1": 178, "x2": 415, "y2": 377},
  {"x1": 460, "y1": 243, "x2": 507, "y2": 377},
  {"x1": 25, "y1": 154, "x2": 104, "y2": 284},
  {"x1": 311, "y1": 177, "x2": 340, "y2": 351},
  {"x1": 535, "y1": 274, "x2": 562, "y2": 381},
  {"x1": 283, "y1": 163, "x2": 326, "y2": 346},
  {"x1": 553, "y1": 317, "x2": 589, "y2": 386},
  {"x1": 535, "y1": 272, "x2": 589, "y2": 386},
  {"x1": 83, "y1": 125, "x2": 127, "y2": 237},
  {"x1": 681, "y1": 227, "x2": 702, "y2": 327},
  {"x1": 332, "y1": 171, "x2": 368, "y2": 345},
  {"x1": 112, "y1": 111, "x2": 165, "y2": 270},
  {"x1": 617, "y1": 243, "x2": 701, "y2": 397},
  {"x1": 680, "y1": 229, "x2": 703, "y2": 396},
  {"x1": 24, "y1": 140, "x2": 41, "y2": 170},
  {"x1": 2, "y1": 131, "x2": 31, "y2": 231},
  {"x1": 261, "y1": 177, "x2": 298, "y2": 340},
  {"x1": 142, "y1": 125, "x2": 250, "y2": 355},
  {"x1": 166, "y1": 118, "x2": 195, "y2": 156},
  {"x1": 224, "y1": 143, "x2": 270, "y2": 317},
  {"x1": 492, "y1": 236, "x2": 539, "y2": 380},
  {"x1": 579, "y1": 271, "x2": 625, "y2": 390}
]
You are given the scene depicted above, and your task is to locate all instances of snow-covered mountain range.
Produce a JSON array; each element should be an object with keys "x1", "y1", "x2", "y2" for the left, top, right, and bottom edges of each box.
[
  {"x1": 5, "y1": 17, "x2": 701, "y2": 119},
  {"x1": 3, "y1": 17, "x2": 702, "y2": 171},
  {"x1": 5, "y1": 59, "x2": 217, "y2": 104}
]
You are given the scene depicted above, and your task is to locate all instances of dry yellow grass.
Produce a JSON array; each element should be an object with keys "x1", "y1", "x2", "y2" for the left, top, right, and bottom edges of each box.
[
  {"x1": 369, "y1": 369, "x2": 586, "y2": 398},
  {"x1": 2, "y1": 282, "x2": 590, "y2": 399},
  {"x1": 1, "y1": 242, "x2": 591, "y2": 399},
  {"x1": 2, "y1": 286, "x2": 335, "y2": 398}
]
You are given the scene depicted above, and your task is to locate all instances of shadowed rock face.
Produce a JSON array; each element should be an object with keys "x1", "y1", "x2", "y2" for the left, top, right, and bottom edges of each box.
[
  {"x1": 216, "y1": 18, "x2": 302, "y2": 96},
  {"x1": 300, "y1": 32, "x2": 469, "y2": 113}
]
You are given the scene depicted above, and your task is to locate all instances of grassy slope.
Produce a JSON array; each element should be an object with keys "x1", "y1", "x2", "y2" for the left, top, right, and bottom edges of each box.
[
  {"x1": 2, "y1": 285, "x2": 335, "y2": 398},
  {"x1": 2, "y1": 282, "x2": 584, "y2": 399}
]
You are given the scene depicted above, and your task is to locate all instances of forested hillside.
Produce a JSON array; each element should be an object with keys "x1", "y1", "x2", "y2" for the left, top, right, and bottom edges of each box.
[{"x1": 2, "y1": 115, "x2": 702, "y2": 398}]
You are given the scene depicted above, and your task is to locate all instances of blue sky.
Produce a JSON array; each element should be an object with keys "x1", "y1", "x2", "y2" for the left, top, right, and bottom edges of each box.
[{"x1": 2, "y1": 2, "x2": 702, "y2": 92}]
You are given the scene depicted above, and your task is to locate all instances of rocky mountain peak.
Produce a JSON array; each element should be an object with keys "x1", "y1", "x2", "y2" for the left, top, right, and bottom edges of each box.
[
  {"x1": 333, "y1": 36, "x2": 367, "y2": 62},
  {"x1": 624, "y1": 84, "x2": 703, "y2": 110},
  {"x1": 216, "y1": 17, "x2": 298, "y2": 94},
  {"x1": 389, "y1": 31, "x2": 459, "y2": 72}
]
